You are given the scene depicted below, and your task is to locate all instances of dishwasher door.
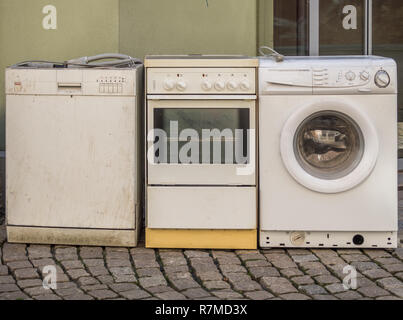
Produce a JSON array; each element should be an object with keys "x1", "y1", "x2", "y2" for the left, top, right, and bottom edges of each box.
[{"x1": 6, "y1": 94, "x2": 136, "y2": 230}]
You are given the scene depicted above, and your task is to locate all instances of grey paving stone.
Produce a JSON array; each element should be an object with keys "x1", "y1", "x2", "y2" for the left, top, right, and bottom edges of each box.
[
  {"x1": 147, "y1": 285, "x2": 175, "y2": 294},
  {"x1": 376, "y1": 295, "x2": 402, "y2": 300},
  {"x1": 137, "y1": 268, "x2": 162, "y2": 278},
  {"x1": 299, "y1": 284, "x2": 327, "y2": 295},
  {"x1": 203, "y1": 280, "x2": 231, "y2": 290},
  {"x1": 196, "y1": 271, "x2": 222, "y2": 282},
  {"x1": 54, "y1": 247, "x2": 77, "y2": 256},
  {"x1": 133, "y1": 258, "x2": 159, "y2": 269},
  {"x1": 88, "y1": 266, "x2": 110, "y2": 277},
  {"x1": 161, "y1": 257, "x2": 187, "y2": 267},
  {"x1": 120, "y1": 289, "x2": 151, "y2": 300},
  {"x1": 364, "y1": 249, "x2": 392, "y2": 259},
  {"x1": 260, "y1": 277, "x2": 297, "y2": 295},
  {"x1": 350, "y1": 261, "x2": 380, "y2": 272},
  {"x1": 237, "y1": 253, "x2": 266, "y2": 261},
  {"x1": 113, "y1": 274, "x2": 137, "y2": 283},
  {"x1": 6, "y1": 260, "x2": 33, "y2": 271},
  {"x1": 245, "y1": 260, "x2": 271, "y2": 267},
  {"x1": 83, "y1": 259, "x2": 104, "y2": 267},
  {"x1": 363, "y1": 268, "x2": 393, "y2": 280},
  {"x1": 182, "y1": 288, "x2": 211, "y2": 299},
  {"x1": 292, "y1": 254, "x2": 319, "y2": 263},
  {"x1": 77, "y1": 277, "x2": 100, "y2": 286},
  {"x1": 248, "y1": 266, "x2": 280, "y2": 279},
  {"x1": 280, "y1": 268, "x2": 304, "y2": 278},
  {"x1": 79, "y1": 247, "x2": 103, "y2": 259},
  {"x1": 0, "y1": 284, "x2": 20, "y2": 293},
  {"x1": 387, "y1": 287, "x2": 403, "y2": 298},
  {"x1": 393, "y1": 248, "x2": 403, "y2": 260},
  {"x1": 325, "y1": 283, "x2": 348, "y2": 294},
  {"x1": 55, "y1": 282, "x2": 77, "y2": 290},
  {"x1": 220, "y1": 264, "x2": 247, "y2": 273},
  {"x1": 291, "y1": 276, "x2": 315, "y2": 286},
  {"x1": 17, "y1": 279, "x2": 43, "y2": 289},
  {"x1": 24, "y1": 286, "x2": 53, "y2": 296},
  {"x1": 335, "y1": 291, "x2": 363, "y2": 300},
  {"x1": 0, "y1": 265, "x2": 8, "y2": 276},
  {"x1": 30, "y1": 258, "x2": 55, "y2": 268},
  {"x1": 27, "y1": 245, "x2": 52, "y2": 259},
  {"x1": 280, "y1": 293, "x2": 311, "y2": 300},
  {"x1": 60, "y1": 260, "x2": 84, "y2": 270},
  {"x1": 376, "y1": 277, "x2": 403, "y2": 290},
  {"x1": 66, "y1": 268, "x2": 90, "y2": 279},
  {"x1": 55, "y1": 287, "x2": 84, "y2": 297},
  {"x1": 106, "y1": 259, "x2": 132, "y2": 267},
  {"x1": 264, "y1": 254, "x2": 297, "y2": 269},
  {"x1": 0, "y1": 291, "x2": 30, "y2": 300},
  {"x1": 357, "y1": 277, "x2": 377, "y2": 288},
  {"x1": 2, "y1": 243, "x2": 27, "y2": 262},
  {"x1": 35, "y1": 294, "x2": 62, "y2": 300},
  {"x1": 170, "y1": 278, "x2": 200, "y2": 291},
  {"x1": 244, "y1": 290, "x2": 273, "y2": 300},
  {"x1": 97, "y1": 275, "x2": 114, "y2": 284},
  {"x1": 183, "y1": 250, "x2": 210, "y2": 259},
  {"x1": 231, "y1": 278, "x2": 261, "y2": 292},
  {"x1": 0, "y1": 275, "x2": 15, "y2": 284},
  {"x1": 14, "y1": 268, "x2": 40, "y2": 280},
  {"x1": 80, "y1": 284, "x2": 108, "y2": 292},
  {"x1": 166, "y1": 271, "x2": 193, "y2": 281},
  {"x1": 216, "y1": 256, "x2": 242, "y2": 265},
  {"x1": 314, "y1": 275, "x2": 340, "y2": 285},
  {"x1": 358, "y1": 286, "x2": 390, "y2": 298},
  {"x1": 109, "y1": 283, "x2": 139, "y2": 292},
  {"x1": 109, "y1": 266, "x2": 134, "y2": 276},
  {"x1": 139, "y1": 275, "x2": 167, "y2": 288},
  {"x1": 63, "y1": 294, "x2": 94, "y2": 300},
  {"x1": 89, "y1": 289, "x2": 118, "y2": 299},
  {"x1": 212, "y1": 289, "x2": 243, "y2": 300},
  {"x1": 155, "y1": 291, "x2": 187, "y2": 300},
  {"x1": 395, "y1": 272, "x2": 403, "y2": 281},
  {"x1": 163, "y1": 266, "x2": 189, "y2": 274},
  {"x1": 287, "y1": 249, "x2": 312, "y2": 256},
  {"x1": 337, "y1": 249, "x2": 362, "y2": 255},
  {"x1": 374, "y1": 257, "x2": 401, "y2": 265},
  {"x1": 313, "y1": 295, "x2": 339, "y2": 300},
  {"x1": 383, "y1": 263, "x2": 403, "y2": 273}
]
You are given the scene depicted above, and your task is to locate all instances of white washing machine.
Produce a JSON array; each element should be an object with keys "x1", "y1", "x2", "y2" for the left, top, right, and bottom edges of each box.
[
  {"x1": 259, "y1": 56, "x2": 398, "y2": 248},
  {"x1": 5, "y1": 55, "x2": 143, "y2": 247}
]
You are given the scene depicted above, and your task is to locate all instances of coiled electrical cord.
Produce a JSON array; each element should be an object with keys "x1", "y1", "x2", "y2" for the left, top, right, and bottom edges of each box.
[
  {"x1": 259, "y1": 46, "x2": 285, "y2": 62},
  {"x1": 12, "y1": 53, "x2": 142, "y2": 69}
]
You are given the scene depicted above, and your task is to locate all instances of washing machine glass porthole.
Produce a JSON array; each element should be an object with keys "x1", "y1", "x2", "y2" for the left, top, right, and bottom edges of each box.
[{"x1": 293, "y1": 111, "x2": 365, "y2": 180}]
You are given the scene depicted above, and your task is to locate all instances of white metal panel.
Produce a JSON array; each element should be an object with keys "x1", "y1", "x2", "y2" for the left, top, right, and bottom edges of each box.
[
  {"x1": 6, "y1": 95, "x2": 137, "y2": 229},
  {"x1": 147, "y1": 187, "x2": 257, "y2": 229},
  {"x1": 259, "y1": 94, "x2": 397, "y2": 232}
]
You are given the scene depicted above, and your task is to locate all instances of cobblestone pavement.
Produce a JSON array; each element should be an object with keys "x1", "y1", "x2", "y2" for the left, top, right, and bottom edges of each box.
[{"x1": 0, "y1": 224, "x2": 402, "y2": 301}]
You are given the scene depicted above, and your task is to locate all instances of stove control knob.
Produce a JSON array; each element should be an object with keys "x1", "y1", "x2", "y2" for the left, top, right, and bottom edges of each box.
[
  {"x1": 214, "y1": 80, "x2": 225, "y2": 91},
  {"x1": 176, "y1": 80, "x2": 187, "y2": 91},
  {"x1": 163, "y1": 78, "x2": 176, "y2": 91},
  {"x1": 201, "y1": 79, "x2": 212, "y2": 91},
  {"x1": 375, "y1": 70, "x2": 390, "y2": 88},
  {"x1": 345, "y1": 71, "x2": 356, "y2": 81},
  {"x1": 240, "y1": 79, "x2": 251, "y2": 91},
  {"x1": 227, "y1": 80, "x2": 238, "y2": 91},
  {"x1": 360, "y1": 71, "x2": 370, "y2": 81}
]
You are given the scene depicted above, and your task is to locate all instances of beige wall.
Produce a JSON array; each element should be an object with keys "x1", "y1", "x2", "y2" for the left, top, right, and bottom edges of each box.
[
  {"x1": 0, "y1": 0, "x2": 120, "y2": 151},
  {"x1": 119, "y1": 0, "x2": 257, "y2": 59},
  {"x1": 0, "y1": 0, "x2": 271, "y2": 151}
]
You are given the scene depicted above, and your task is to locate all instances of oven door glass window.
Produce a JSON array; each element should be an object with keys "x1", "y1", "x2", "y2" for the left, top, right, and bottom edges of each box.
[{"x1": 153, "y1": 108, "x2": 250, "y2": 165}]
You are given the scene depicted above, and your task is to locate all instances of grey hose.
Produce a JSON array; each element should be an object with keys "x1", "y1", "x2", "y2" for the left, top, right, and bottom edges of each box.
[{"x1": 259, "y1": 46, "x2": 285, "y2": 63}]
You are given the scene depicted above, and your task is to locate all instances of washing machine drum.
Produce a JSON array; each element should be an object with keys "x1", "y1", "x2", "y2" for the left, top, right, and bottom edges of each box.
[{"x1": 281, "y1": 101, "x2": 379, "y2": 194}]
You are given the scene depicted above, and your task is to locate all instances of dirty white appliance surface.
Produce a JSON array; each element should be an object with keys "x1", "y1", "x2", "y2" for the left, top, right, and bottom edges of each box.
[
  {"x1": 6, "y1": 65, "x2": 143, "y2": 247},
  {"x1": 259, "y1": 56, "x2": 398, "y2": 248}
]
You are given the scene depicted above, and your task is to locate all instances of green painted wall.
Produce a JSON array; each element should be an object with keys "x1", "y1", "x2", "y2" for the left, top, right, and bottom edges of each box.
[
  {"x1": 0, "y1": 0, "x2": 120, "y2": 151},
  {"x1": 119, "y1": 0, "x2": 257, "y2": 59},
  {"x1": 0, "y1": 0, "x2": 273, "y2": 151}
]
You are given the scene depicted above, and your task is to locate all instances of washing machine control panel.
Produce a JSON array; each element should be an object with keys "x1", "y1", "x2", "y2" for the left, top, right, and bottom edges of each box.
[
  {"x1": 313, "y1": 68, "x2": 373, "y2": 88},
  {"x1": 147, "y1": 68, "x2": 256, "y2": 94}
]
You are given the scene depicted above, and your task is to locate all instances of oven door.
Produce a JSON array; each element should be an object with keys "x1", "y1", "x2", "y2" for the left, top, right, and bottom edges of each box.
[{"x1": 147, "y1": 98, "x2": 256, "y2": 185}]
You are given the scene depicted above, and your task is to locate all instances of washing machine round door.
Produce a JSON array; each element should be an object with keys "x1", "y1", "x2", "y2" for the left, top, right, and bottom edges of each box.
[{"x1": 280, "y1": 101, "x2": 379, "y2": 193}]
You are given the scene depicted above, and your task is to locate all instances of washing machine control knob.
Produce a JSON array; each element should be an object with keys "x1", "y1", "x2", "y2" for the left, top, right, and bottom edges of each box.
[
  {"x1": 345, "y1": 71, "x2": 356, "y2": 81},
  {"x1": 375, "y1": 70, "x2": 390, "y2": 88},
  {"x1": 360, "y1": 71, "x2": 370, "y2": 81},
  {"x1": 163, "y1": 78, "x2": 176, "y2": 91},
  {"x1": 201, "y1": 79, "x2": 212, "y2": 91},
  {"x1": 227, "y1": 80, "x2": 238, "y2": 91},
  {"x1": 176, "y1": 80, "x2": 187, "y2": 91},
  {"x1": 240, "y1": 79, "x2": 251, "y2": 91},
  {"x1": 214, "y1": 80, "x2": 225, "y2": 91}
]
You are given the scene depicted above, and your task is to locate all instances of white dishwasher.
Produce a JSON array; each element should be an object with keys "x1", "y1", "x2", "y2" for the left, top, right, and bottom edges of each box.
[{"x1": 5, "y1": 55, "x2": 143, "y2": 247}]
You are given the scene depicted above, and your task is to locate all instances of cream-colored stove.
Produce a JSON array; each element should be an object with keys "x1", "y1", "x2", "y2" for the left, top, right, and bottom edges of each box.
[{"x1": 145, "y1": 55, "x2": 258, "y2": 249}]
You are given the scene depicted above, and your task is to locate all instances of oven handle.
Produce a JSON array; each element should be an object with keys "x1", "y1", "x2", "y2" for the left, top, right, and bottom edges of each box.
[{"x1": 147, "y1": 94, "x2": 257, "y2": 101}]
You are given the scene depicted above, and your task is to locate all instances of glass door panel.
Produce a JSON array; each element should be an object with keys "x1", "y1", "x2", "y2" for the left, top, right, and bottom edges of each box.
[{"x1": 319, "y1": 0, "x2": 365, "y2": 55}]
